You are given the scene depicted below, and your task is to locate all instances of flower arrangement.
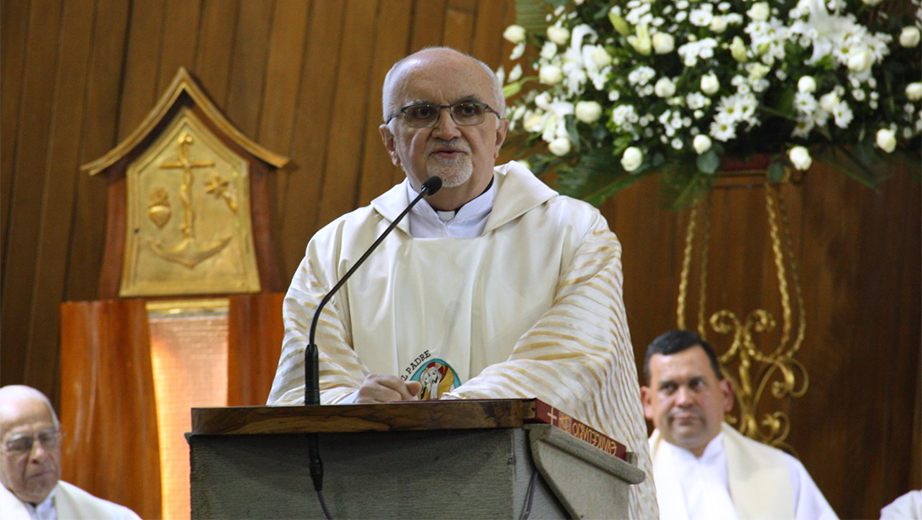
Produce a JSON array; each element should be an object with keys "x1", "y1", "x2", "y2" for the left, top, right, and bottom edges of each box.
[{"x1": 500, "y1": 0, "x2": 922, "y2": 207}]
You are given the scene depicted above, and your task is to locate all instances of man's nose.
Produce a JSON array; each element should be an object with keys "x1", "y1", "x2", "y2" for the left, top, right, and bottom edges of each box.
[
  {"x1": 29, "y1": 441, "x2": 48, "y2": 462},
  {"x1": 432, "y1": 107, "x2": 462, "y2": 138},
  {"x1": 675, "y1": 386, "x2": 694, "y2": 406}
]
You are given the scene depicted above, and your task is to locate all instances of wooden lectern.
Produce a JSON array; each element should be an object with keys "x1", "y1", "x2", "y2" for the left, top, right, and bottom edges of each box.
[{"x1": 189, "y1": 399, "x2": 644, "y2": 519}]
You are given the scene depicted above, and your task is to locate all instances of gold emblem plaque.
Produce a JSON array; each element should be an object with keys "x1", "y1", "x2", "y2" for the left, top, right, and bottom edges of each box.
[{"x1": 120, "y1": 107, "x2": 261, "y2": 297}]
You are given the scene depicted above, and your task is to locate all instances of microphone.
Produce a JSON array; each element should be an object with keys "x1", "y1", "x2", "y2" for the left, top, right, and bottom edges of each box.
[{"x1": 303, "y1": 176, "x2": 441, "y2": 498}]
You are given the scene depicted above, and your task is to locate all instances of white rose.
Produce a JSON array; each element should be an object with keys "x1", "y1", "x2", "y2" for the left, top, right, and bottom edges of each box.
[
  {"x1": 508, "y1": 63, "x2": 523, "y2": 82},
  {"x1": 876, "y1": 128, "x2": 897, "y2": 153},
  {"x1": 693, "y1": 135, "x2": 712, "y2": 154},
  {"x1": 798, "y1": 76, "x2": 816, "y2": 94},
  {"x1": 710, "y1": 16, "x2": 728, "y2": 33},
  {"x1": 590, "y1": 47, "x2": 613, "y2": 67},
  {"x1": 847, "y1": 49, "x2": 874, "y2": 73},
  {"x1": 548, "y1": 137, "x2": 572, "y2": 156},
  {"x1": 539, "y1": 64, "x2": 563, "y2": 85},
  {"x1": 655, "y1": 77, "x2": 676, "y2": 98},
  {"x1": 788, "y1": 146, "x2": 812, "y2": 171},
  {"x1": 900, "y1": 26, "x2": 921, "y2": 48},
  {"x1": 627, "y1": 25, "x2": 652, "y2": 55},
  {"x1": 621, "y1": 147, "x2": 644, "y2": 171},
  {"x1": 503, "y1": 25, "x2": 526, "y2": 44},
  {"x1": 747, "y1": 2, "x2": 769, "y2": 21},
  {"x1": 547, "y1": 25, "x2": 570, "y2": 45},
  {"x1": 652, "y1": 33, "x2": 675, "y2": 54},
  {"x1": 819, "y1": 92, "x2": 839, "y2": 113},
  {"x1": 749, "y1": 63, "x2": 770, "y2": 80},
  {"x1": 575, "y1": 101, "x2": 603, "y2": 123},
  {"x1": 523, "y1": 113, "x2": 544, "y2": 132},
  {"x1": 906, "y1": 82, "x2": 922, "y2": 101},
  {"x1": 730, "y1": 36, "x2": 748, "y2": 63},
  {"x1": 700, "y1": 73, "x2": 720, "y2": 95}
]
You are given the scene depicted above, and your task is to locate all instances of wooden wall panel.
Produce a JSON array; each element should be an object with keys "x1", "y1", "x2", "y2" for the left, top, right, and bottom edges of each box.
[
  {"x1": 65, "y1": 0, "x2": 130, "y2": 303},
  {"x1": 156, "y1": 0, "x2": 203, "y2": 96},
  {"x1": 193, "y1": 0, "x2": 238, "y2": 108},
  {"x1": 25, "y1": 0, "x2": 97, "y2": 397},
  {"x1": 224, "y1": 0, "x2": 275, "y2": 138},
  {"x1": 315, "y1": 0, "x2": 380, "y2": 228},
  {"x1": 278, "y1": 0, "x2": 346, "y2": 274},
  {"x1": 356, "y1": 0, "x2": 413, "y2": 207},
  {"x1": 117, "y1": 0, "x2": 166, "y2": 140},
  {"x1": 0, "y1": 0, "x2": 30, "y2": 264},
  {"x1": 1, "y1": 1, "x2": 917, "y2": 518},
  {"x1": 1, "y1": 0, "x2": 65, "y2": 387}
]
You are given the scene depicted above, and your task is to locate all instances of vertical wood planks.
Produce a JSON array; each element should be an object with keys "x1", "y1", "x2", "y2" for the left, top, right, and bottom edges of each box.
[
  {"x1": 117, "y1": 0, "x2": 166, "y2": 140},
  {"x1": 260, "y1": 0, "x2": 311, "y2": 232},
  {"x1": 278, "y1": 0, "x2": 347, "y2": 275},
  {"x1": 314, "y1": 0, "x2": 380, "y2": 229},
  {"x1": 443, "y1": 0, "x2": 476, "y2": 54},
  {"x1": 156, "y1": 0, "x2": 204, "y2": 95},
  {"x1": 65, "y1": 0, "x2": 131, "y2": 303},
  {"x1": 224, "y1": 0, "x2": 275, "y2": 138},
  {"x1": 194, "y1": 0, "x2": 239, "y2": 108},
  {"x1": 1, "y1": 0, "x2": 65, "y2": 388},
  {"x1": 356, "y1": 0, "x2": 413, "y2": 207},
  {"x1": 26, "y1": 0, "x2": 97, "y2": 396},
  {"x1": 0, "y1": 0, "x2": 31, "y2": 266}
]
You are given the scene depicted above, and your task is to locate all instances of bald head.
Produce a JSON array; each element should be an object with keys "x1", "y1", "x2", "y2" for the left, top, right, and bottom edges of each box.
[
  {"x1": 0, "y1": 386, "x2": 59, "y2": 434},
  {"x1": 0, "y1": 385, "x2": 61, "y2": 504},
  {"x1": 381, "y1": 47, "x2": 505, "y2": 122}
]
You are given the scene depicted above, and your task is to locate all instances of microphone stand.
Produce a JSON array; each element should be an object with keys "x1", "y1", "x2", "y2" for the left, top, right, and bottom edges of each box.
[{"x1": 303, "y1": 176, "x2": 442, "y2": 516}]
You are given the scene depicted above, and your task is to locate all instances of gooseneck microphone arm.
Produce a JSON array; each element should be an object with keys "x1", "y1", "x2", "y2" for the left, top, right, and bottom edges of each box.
[{"x1": 303, "y1": 176, "x2": 442, "y2": 504}]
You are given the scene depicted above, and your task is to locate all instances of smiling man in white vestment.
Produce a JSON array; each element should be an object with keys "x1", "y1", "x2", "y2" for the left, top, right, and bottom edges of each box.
[
  {"x1": 0, "y1": 385, "x2": 141, "y2": 520},
  {"x1": 642, "y1": 330, "x2": 837, "y2": 520},
  {"x1": 267, "y1": 46, "x2": 656, "y2": 518}
]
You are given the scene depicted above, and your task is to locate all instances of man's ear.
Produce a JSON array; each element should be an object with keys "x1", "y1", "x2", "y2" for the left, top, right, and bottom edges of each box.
[
  {"x1": 640, "y1": 386, "x2": 654, "y2": 420},
  {"x1": 493, "y1": 118, "x2": 509, "y2": 159},
  {"x1": 720, "y1": 378, "x2": 734, "y2": 413},
  {"x1": 379, "y1": 124, "x2": 401, "y2": 167}
]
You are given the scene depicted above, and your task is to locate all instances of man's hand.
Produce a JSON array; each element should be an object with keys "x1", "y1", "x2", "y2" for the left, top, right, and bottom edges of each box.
[{"x1": 355, "y1": 374, "x2": 422, "y2": 403}]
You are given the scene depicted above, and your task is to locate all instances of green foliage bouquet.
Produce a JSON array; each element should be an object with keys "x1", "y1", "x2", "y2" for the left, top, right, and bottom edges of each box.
[{"x1": 500, "y1": 0, "x2": 922, "y2": 207}]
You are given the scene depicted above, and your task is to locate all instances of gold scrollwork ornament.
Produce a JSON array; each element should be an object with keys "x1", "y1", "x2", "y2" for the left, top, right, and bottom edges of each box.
[{"x1": 677, "y1": 179, "x2": 809, "y2": 454}]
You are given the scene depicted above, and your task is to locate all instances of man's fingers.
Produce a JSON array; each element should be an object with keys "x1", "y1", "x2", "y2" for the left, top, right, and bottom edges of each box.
[
  {"x1": 356, "y1": 374, "x2": 420, "y2": 403},
  {"x1": 405, "y1": 381, "x2": 422, "y2": 397}
]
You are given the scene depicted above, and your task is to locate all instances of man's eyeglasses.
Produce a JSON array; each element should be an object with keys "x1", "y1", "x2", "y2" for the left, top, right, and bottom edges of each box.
[
  {"x1": 3, "y1": 430, "x2": 63, "y2": 454},
  {"x1": 386, "y1": 102, "x2": 501, "y2": 128}
]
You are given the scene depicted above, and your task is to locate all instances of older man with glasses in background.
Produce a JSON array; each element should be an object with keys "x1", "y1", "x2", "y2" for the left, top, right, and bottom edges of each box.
[
  {"x1": 267, "y1": 46, "x2": 657, "y2": 519},
  {"x1": 0, "y1": 385, "x2": 140, "y2": 519}
]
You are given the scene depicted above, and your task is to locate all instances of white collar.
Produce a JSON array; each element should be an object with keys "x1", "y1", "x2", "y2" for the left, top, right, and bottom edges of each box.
[
  {"x1": 22, "y1": 487, "x2": 57, "y2": 520},
  {"x1": 405, "y1": 179, "x2": 495, "y2": 238}
]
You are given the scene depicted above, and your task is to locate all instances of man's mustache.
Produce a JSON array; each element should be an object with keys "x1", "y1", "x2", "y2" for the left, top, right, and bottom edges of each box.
[{"x1": 426, "y1": 138, "x2": 471, "y2": 154}]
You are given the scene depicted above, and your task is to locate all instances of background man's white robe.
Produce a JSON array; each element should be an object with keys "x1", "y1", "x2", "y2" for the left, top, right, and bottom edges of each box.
[
  {"x1": 268, "y1": 162, "x2": 657, "y2": 518},
  {"x1": 0, "y1": 481, "x2": 140, "y2": 520}
]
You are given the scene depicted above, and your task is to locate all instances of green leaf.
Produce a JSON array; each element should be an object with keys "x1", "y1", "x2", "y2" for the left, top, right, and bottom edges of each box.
[
  {"x1": 696, "y1": 149, "x2": 720, "y2": 174},
  {"x1": 566, "y1": 116, "x2": 581, "y2": 150},
  {"x1": 659, "y1": 164, "x2": 715, "y2": 210},
  {"x1": 768, "y1": 162, "x2": 786, "y2": 184},
  {"x1": 515, "y1": 0, "x2": 554, "y2": 32}
]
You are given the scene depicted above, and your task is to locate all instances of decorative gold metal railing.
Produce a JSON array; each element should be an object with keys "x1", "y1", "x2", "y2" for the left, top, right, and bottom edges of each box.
[{"x1": 676, "y1": 173, "x2": 809, "y2": 452}]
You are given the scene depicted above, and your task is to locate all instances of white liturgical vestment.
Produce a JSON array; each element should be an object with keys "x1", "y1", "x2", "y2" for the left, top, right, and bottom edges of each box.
[
  {"x1": 268, "y1": 161, "x2": 657, "y2": 519},
  {"x1": 650, "y1": 423, "x2": 837, "y2": 520},
  {"x1": 0, "y1": 481, "x2": 140, "y2": 520}
]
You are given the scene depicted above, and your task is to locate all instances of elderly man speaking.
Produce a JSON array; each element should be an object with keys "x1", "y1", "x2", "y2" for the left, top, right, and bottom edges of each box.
[
  {"x1": 267, "y1": 47, "x2": 656, "y2": 518},
  {"x1": 0, "y1": 385, "x2": 140, "y2": 519}
]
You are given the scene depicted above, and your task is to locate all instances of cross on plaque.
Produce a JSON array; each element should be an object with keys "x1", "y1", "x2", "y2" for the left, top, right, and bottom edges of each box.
[{"x1": 150, "y1": 133, "x2": 231, "y2": 268}]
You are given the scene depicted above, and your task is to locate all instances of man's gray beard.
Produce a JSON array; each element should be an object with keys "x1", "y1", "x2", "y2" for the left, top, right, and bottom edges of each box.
[{"x1": 426, "y1": 155, "x2": 473, "y2": 188}]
